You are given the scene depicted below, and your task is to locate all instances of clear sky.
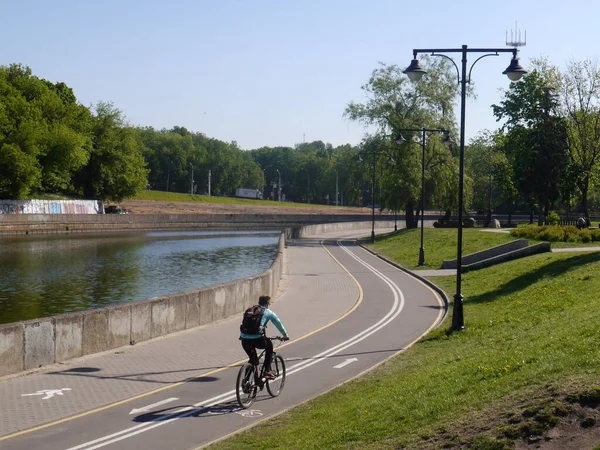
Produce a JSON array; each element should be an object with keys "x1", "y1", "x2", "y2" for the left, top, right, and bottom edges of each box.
[{"x1": 1, "y1": 0, "x2": 598, "y2": 150}]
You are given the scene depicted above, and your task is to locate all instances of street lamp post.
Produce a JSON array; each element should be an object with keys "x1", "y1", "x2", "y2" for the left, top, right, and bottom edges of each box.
[
  {"x1": 404, "y1": 45, "x2": 526, "y2": 331},
  {"x1": 371, "y1": 150, "x2": 376, "y2": 243},
  {"x1": 276, "y1": 169, "x2": 282, "y2": 202},
  {"x1": 189, "y1": 163, "x2": 194, "y2": 195},
  {"x1": 357, "y1": 149, "x2": 382, "y2": 244},
  {"x1": 166, "y1": 160, "x2": 172, "y2": 192},
  {"x1": 335, "y1": 170, "x2": 339, "y2": 207},
  {"x1": 488, "y1": 170, "x2": 493, "y2": 226},
  {"x1": 397, "y1": 127, "x2": 450, "y2": 266},
  {"x1": 262, "y1": 164, "x2": 273, "y2": 200},
  {"x1": 299, "y1": 168, "x2": 310, "y2": 204},
  {"x1": 307, "y1": 172, "x2": 310, "y2": 204}
]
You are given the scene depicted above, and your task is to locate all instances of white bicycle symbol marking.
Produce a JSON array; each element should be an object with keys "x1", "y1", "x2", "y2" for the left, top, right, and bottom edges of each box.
[{"x1": 236, "y1": 409, "x2": 263, "y2": 418}]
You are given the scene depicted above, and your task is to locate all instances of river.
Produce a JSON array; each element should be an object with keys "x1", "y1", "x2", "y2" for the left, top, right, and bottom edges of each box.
[{"x1": 0, "y1": 230, "x2": 280, "y2": 324}]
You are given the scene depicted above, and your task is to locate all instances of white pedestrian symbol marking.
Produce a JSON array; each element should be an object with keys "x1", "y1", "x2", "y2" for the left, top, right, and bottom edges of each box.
[{"x1": 22, "y1": 388, "x2": 72, "y2": 400}]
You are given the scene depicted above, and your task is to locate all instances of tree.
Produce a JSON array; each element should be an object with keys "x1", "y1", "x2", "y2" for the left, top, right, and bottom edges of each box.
[
  {"x1": 561, "y1": 59, "x2": 600, "y2": 219},
  {"x1": 466, "y1": 133, "x2": 496, "y2": 221},
  {"x1": 344, "y1": 59, "x2": 459, "y2": 225},
  {"x1": 0, "y1": 64, "x2": 94, "y2": 198},
  {"x1": 76, "y1": 102, "x2": 148, "y2": 201},
  {"x1": 493, "y1": 66, "x2": 569, "y2": 223},
  {"x1": 0, "y1": 65, "x2": 43, "y2": 197},
  {"x1": 35, "y1": 81, "x2": 93, "y2": 193}
]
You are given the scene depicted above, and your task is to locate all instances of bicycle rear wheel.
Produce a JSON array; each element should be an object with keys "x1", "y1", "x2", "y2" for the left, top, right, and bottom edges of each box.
[
  {"x1": 266, "y1": 354, "x2": 286, "y2": 397},
  {"x1": 236, "y1": 363, "x2": 257, "y2": 409}
]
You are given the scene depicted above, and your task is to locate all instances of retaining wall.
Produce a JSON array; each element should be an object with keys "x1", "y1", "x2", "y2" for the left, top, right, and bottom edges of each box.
[
  {"x1": 0, "y1": 199, "x2": 103, "y2": 215},
  {"x1": 442, "y1": 239, "x2": 529, "y2": 270},
  {"x1": 462, "y1": 242, "x2": 551, "y2": 273},
  {"x1": 292, "y1": 219, "x2": 408, "y2": 238},
  {"x1": 0, "y1": 213, "x2": 396, "y2": 235}
]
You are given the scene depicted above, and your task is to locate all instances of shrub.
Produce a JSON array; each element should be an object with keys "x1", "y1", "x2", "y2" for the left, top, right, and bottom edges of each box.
[
  {"x1": 579, "y1": 229, "x2": 592, "y2": 243},
  {"x1": 510, "y1": 226, "x2": 537, "y2": 239},
  {"x1": 509, "y1": 224, "x2": 594, "y2": 243},
  {"x1": 546, "y1": 211, "x2": 560, "y2": 226},
  {"x1": 563, "y1": 225, "x2": 580, "y2": 234},
  {"x1": 539, "y1": 226, "x2": 566, "y2": 242}
]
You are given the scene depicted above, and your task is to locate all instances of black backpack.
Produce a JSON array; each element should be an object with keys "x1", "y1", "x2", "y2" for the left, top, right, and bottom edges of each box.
[{"x1": 240, "y1": 305, "x2": 265, "y2": 334}]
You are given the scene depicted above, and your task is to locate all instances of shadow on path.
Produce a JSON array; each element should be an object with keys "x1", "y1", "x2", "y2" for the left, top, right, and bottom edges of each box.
[{"x1": 49, "y1": 365, "x2": 225, "y2": 384}]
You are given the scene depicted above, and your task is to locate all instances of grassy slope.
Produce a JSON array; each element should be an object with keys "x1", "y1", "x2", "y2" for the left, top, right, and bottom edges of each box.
[
  {"x1": 209, "y1": 229, "x2": 600, "y2": 449},
  {"x1": 368, "y1": 229, "x2": 518, "y2": 270},
  {"x1": 133, "y1": 190, "x2": 337, "y2": 209}
]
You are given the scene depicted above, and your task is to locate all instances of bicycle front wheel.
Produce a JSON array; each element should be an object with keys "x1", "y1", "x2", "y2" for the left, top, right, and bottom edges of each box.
[
  {"x1": 266, "y1": 354, "x2": 286, "y2": 397},
  {"x1": 236, "y1": 363, "x2": 257, "y2": 409}
]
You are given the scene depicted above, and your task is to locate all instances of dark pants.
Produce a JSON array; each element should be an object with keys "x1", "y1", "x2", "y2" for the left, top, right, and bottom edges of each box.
[{"x1": 241, "y1": 336, "x2": 273, "y2": 371}]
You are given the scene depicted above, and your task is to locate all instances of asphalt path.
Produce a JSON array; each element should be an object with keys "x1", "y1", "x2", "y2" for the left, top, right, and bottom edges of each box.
[{"x1": 1, "y1": 232, "x2": 446, "y2": 450}]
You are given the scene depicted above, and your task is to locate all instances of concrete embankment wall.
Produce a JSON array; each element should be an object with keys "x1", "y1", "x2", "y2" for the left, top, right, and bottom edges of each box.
[
  {"x1": 0, "y1": 233, "x2": 285, "y2": 377},
  {"x1": 292, "y1": 220, "x2": 406, "y2": 238},
  {"x1": 0, "y1": 213, "x2": 392, "y2": 235},
  {"x1": 0, "y1": 220, "x2": 392, "y2": 377}
]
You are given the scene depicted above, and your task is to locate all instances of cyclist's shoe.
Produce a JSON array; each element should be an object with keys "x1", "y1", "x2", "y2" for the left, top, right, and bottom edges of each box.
[{"x1": 264, "y1": 370, "x2": 276, "y2": 380}]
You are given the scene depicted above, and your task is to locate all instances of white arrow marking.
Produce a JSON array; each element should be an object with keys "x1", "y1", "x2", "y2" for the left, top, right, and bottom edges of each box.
[
  {"x1": 333, "y1": 358, "x2": 358, "y2": 369},
  {"x1": 129, "y1": 397, "x2": 179, "y2": 415}
]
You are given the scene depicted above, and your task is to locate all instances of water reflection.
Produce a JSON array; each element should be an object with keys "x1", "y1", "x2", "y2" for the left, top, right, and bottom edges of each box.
[{"x1": 0, "y1": 231, "x2": 280, "y2": 324}]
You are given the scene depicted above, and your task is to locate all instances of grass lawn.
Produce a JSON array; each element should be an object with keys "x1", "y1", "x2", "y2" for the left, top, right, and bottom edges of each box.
[
  {"x1": 133, "y1": 190, "x2": 338, "y2": 209},
  {"x1": 209, "y1": 229, "x2": 600, "y2": 450},
  {"x1": 361, "y1": 228, "x2": 518, "y2": 270}
]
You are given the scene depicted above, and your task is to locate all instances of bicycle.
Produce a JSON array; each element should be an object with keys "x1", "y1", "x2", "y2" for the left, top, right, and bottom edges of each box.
[{"x1": 236, "y1": 336, "x2": 287, "y2": 409}]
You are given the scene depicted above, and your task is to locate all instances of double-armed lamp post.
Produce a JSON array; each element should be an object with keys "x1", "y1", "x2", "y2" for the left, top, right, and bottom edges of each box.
[
  {"x1": 261, "y1": 164, "x2": 273, "y2": 198},
  {"x1": 276, "y1": 169, "x2": 282, "y2": 202},
  {"x1": 357, "y1": 148, "x2": 393, "y2": 243},
  {"x1": 356, "y1": 151, "x2": 377, "y2": 243},
  {"x1": 396, "y1": 127, "x2": 450, "y2": 266},
  {"x1": 403, "y1": 45, "x2": 526, "y2": 331}
]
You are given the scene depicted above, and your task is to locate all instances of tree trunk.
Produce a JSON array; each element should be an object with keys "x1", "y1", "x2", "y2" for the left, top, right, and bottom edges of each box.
[
  {"x1": 529, "y1": 202, "x2": 535, "y2": 224},
  {"x1": 582, "y1": 189, "x2": 589, "y2": 220},
  {"x1": 484, "y1": 210, "x2": 492, "y2": 228},
  {"x1": 538, "y1": 197, "x2": 547, "y2": 226},
  {"x1": 405, "y1": 202, "x2": 418, "y2": 229}
]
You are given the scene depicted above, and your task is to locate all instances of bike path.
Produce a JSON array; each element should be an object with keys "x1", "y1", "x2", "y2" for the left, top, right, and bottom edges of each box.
[
  {"x1": 0, "y1": 229, "x2": 392, "y2": 441},
  {"x1": 0, "y1": 232, "x2": 446, "y2": 450}
]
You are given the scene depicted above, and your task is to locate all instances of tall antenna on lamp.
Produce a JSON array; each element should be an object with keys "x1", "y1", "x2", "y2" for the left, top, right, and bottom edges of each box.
[{"x1": 506, "y1": 21, "x2": 526, "y2": 47}]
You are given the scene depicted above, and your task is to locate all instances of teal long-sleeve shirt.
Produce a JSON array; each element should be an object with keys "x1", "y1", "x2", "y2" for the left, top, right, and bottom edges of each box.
[{"x1": 240, "y1": 307, "x2": 287, "y2": 339}]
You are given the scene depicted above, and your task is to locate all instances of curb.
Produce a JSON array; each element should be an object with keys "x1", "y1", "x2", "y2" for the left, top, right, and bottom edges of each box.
[{"x1": 354, "y1": 240, "x2": 450, "y2": 329}]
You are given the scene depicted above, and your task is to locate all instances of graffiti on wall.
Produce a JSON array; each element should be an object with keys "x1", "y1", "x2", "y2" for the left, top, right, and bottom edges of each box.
[{"x1": 0, "y1": 200, "x2": 104, "y2": 215}]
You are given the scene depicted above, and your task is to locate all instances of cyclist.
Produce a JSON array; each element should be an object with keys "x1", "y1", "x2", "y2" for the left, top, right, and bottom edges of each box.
[{"x1": 240, "y1": 295, "x2": 289, "y2": 380}]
